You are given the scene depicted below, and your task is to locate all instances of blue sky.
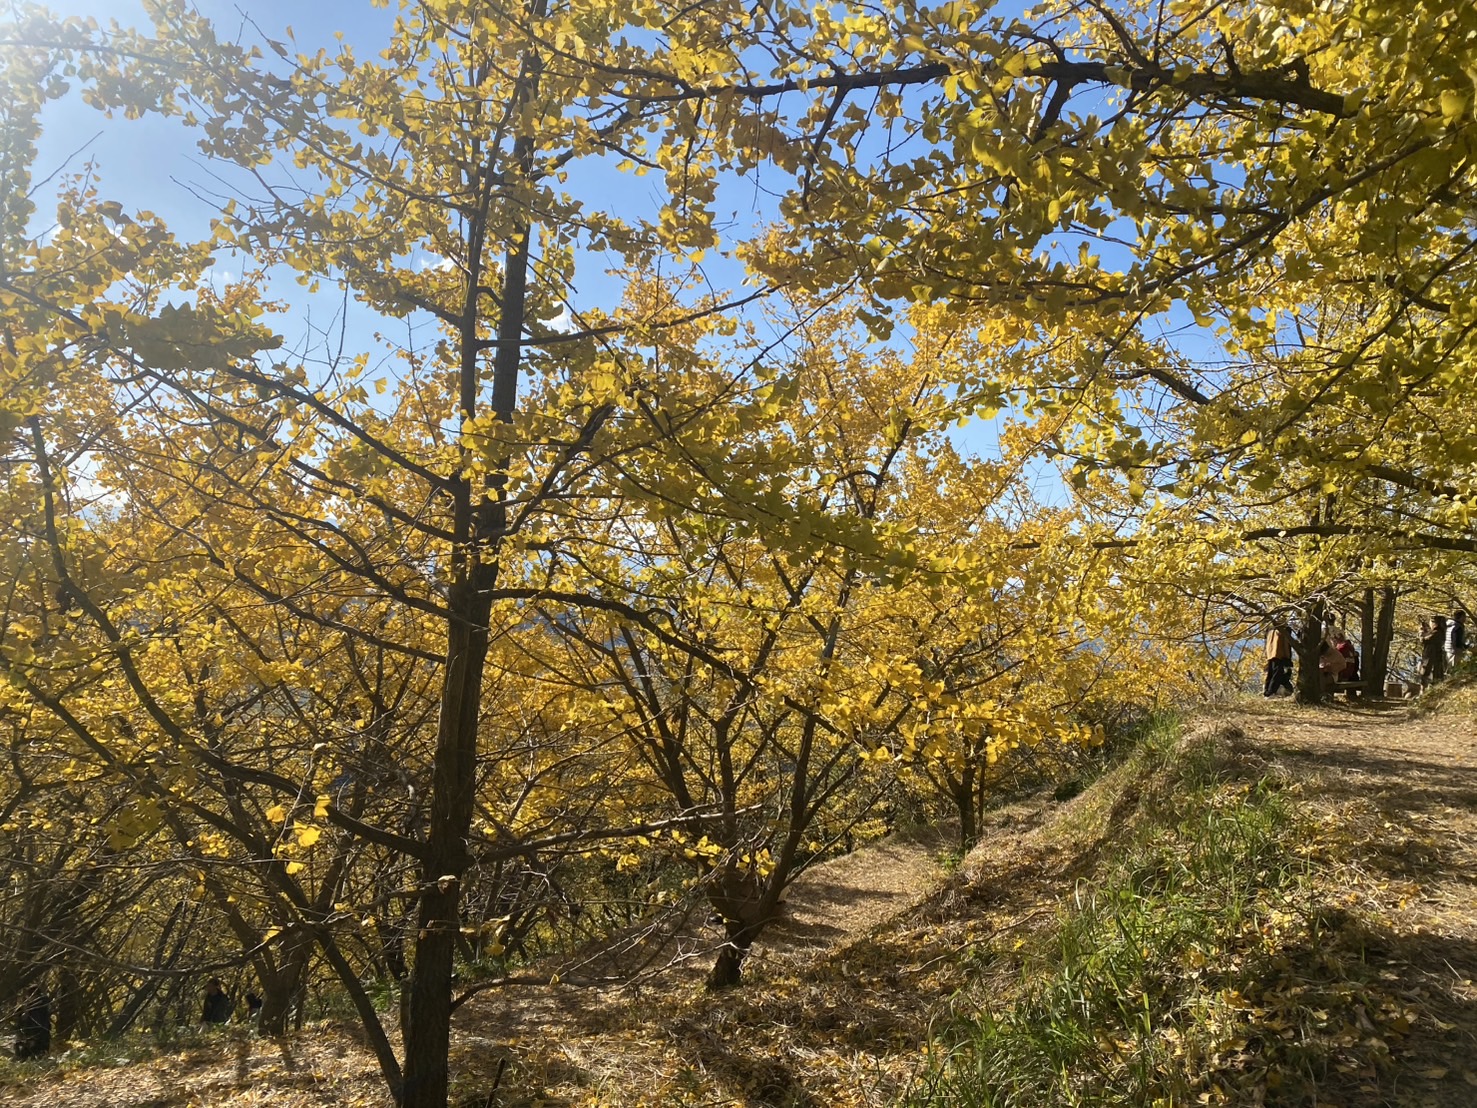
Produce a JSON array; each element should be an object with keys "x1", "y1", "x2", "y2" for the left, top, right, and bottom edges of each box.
[
  {"x1": 37, "y1": 1, "x2": 395, "y2": 230},
  {"x1": 31, "y1": 0, "x2": 770, "y2": 344},
  {"x1": 23, "y1": 0, "x2": 1103, "y2": 502}
]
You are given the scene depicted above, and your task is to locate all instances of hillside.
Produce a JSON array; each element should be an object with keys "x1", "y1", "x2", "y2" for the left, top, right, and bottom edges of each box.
[{"x1": 6, "y1": 693, "x2": 1477, "y2": 1107}]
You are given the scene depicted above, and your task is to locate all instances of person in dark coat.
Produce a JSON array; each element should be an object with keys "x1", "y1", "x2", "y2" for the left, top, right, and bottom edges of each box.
[
  {"x1": 14, "y1": 986, "x2": 50, "y2": 1059},
  {"x1": 201, "y1": 978, "x2": 232, "y2": 1024}
]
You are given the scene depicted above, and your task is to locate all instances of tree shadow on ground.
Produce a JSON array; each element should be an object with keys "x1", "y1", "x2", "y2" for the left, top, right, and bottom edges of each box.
[
  {"x1": 457, "y1": 902, "x2": 951, "y2": 1106},
  {"x1": 1274, "y1": 742, "x2": 1477, "y2": 811},
  {"x1": 760, "y1": 880, "x2": 868, "y2": 947},
  {"x1": 654, "y1": 933, "x2": 936, "y2": 1107},
  {"x1": 1309, "y1": 911, "x2": 1477, "y2": 1107},
  {"x1": 1244, "y1": 710, "x2": 1477, "y2": 1106},
  {"x1": 1273, "y1": 742, "x2": 1477, "y2": 897},
  {"x1": 652, "y1": 1025, "x2": 821, "y2": 1108}
]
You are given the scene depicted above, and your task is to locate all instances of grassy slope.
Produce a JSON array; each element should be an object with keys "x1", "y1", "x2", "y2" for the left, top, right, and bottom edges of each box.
[{"x1": 905, "y1": 719, "x2": 1396, "y2": 1106}]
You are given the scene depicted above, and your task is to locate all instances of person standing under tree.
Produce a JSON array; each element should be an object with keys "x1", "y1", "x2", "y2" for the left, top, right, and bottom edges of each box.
[
  {"x1": 1264, "y1": 618, "x2": 1294, "y2": 696},
  {"x1": 1448, "y1": 609, "x2": 1467, "y2": 671},
  {"x1": 1421, "y1": 616, "x2": 1448, "y2": 688},
  {"x1": 13, "y1": 985, "x2": 49, "y2": 1059},
  {"x1": 201, "y1": 978, "x2": 232, "y2": 1025}
]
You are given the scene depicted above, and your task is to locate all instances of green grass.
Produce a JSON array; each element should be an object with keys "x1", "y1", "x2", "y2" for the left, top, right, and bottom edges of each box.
[{"x1": 903, "y1": 724, "x2": 1393, "y2": 1107}]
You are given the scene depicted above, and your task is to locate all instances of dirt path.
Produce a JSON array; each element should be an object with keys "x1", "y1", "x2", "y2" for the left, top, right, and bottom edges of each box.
[
  {"x1": 1228, "y1": 697, "x2": 1477, "y2": 1104},
  {"x1": 549, "y1": 825, "x2": 958, "y2": 987},
  {"x1": 433, "y1": 826, "x2": 958, "y2": 1090},
  {"x1": 750, "y1": 831, "x2": 953, "y2": 968}
]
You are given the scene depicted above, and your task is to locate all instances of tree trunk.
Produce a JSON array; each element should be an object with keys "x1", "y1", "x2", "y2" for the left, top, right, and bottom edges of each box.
[
  {"x1": 1360, "y1": 588, "x2": 1376, "y2": 697},
  {"x1": 399, "y1": 576, "x2": 494, "y2": 1108},
  {"x1": 397, "y1": 221, "x2": 527, "y2": 1103},
  {"x1": 1371, "y1": 586, "x2": 1397, "y2": 693},
  {"x1": 257, "y1": 934, "x2": 313, "y2": 1037},
  {"x1": 1294, "y1": 599, "x2": 1326, "y2": 704},
  {"x1": 396, "y1": 48, "x2": 537, "y2": 1086},
  {"x1": 702, "y1": 855, "x2": 789, "y2": 990},
  {"x1": 706, "y1": 919, "x2": 761, "y2": 989},
  {"x1": 52, "y1": 967, "x2": 82, "y2": 1040},
  {"x1": 256, "y1": 982, "x2": 294, "y2": 1038},
  {"x1": 955, "y1": 769, "x2": 977, "y2": 853}
]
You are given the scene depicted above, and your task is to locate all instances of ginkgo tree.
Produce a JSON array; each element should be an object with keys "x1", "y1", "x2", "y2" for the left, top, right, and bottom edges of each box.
[
  {"x1": 506, "y1": 292, "x2": 1193, "y2": 982},
  {"x1": 3, "y1": 0, "x2": 884, "y2": 1100},
  {"x1": 1, "y1": 3, "x2": 772, "y2": 1103},
  {"x1": 861, "y1": 448, "x2": 1218, "y2": 848},
  {"x1": 750, "y1": 0, "x2": 1477, "y2": 584},
  {"x1": 513, "y1": 292, "x2": 963, "y2": 987}
]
